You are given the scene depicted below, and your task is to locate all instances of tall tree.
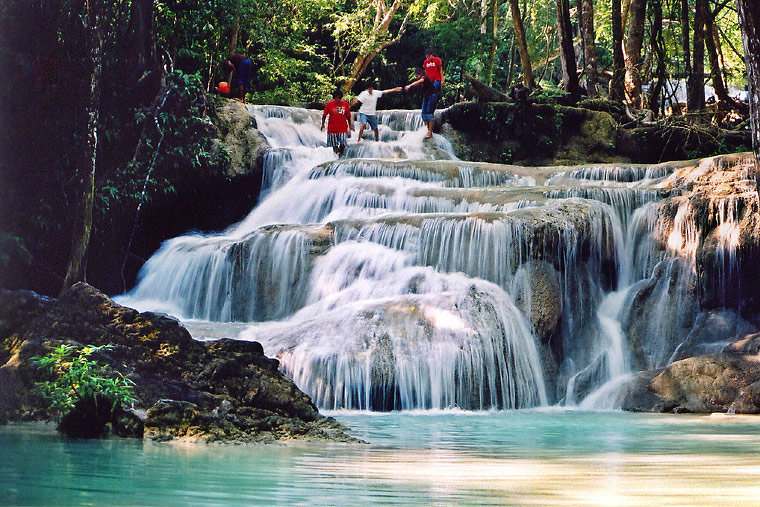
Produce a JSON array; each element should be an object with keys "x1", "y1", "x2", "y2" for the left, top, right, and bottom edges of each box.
[
  {"x1": 226, "y1": 0, "x2": 242, "y2": 84},
  {"x1": 61, "y1": 0, "x2": 103, "y2": 293},
  {"x1": 578, "y1": 0, "x2": 598, "y2": 97},
  {"x1": 610, "y1": 0, "x2": 626, "y2": 100},
  {"x1": 556, "y1": 0, "x2": 581, "y2": 99},
  {"x1": 649, "y1": 0, "x2": 667, "y2": 116},
  {"x1": 487, "y1": 0, "x2": 499, "y2": 85},
  {"x1": 624, "y1": 0, "x2": 647, "y2": 107},
  {"x1": 736, "y1": 0, "x2": 760, "y2": 186},
  {"x1": 687, "y1": 0, "x2": 707, "y2": 112},
  {"x1": 704, "y1": 6, "x2": 735, "y2": 106},
  {"x1": 507, "y1": 0, "x2": 536, "y2": 88}
]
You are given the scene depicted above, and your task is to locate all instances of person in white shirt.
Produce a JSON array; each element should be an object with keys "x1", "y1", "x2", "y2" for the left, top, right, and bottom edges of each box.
[{"x1": 350, "y1": 79, "x2": 402, "y2": 142}]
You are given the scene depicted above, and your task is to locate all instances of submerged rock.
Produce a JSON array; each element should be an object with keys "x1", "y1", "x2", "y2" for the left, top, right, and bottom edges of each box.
[{"x1": 0, "y1": 283, "x2": 359, "y2": 443}]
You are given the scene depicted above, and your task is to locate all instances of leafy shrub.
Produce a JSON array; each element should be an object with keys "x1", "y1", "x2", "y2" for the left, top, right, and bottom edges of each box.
[{"x1": 33, "y1": 344, "x2": 137, "y2": 437}]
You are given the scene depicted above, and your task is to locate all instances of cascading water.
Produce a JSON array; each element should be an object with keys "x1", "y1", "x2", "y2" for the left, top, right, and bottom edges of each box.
[{"x1": 117, "y1": 103, "x2": 747, "y2": 412}]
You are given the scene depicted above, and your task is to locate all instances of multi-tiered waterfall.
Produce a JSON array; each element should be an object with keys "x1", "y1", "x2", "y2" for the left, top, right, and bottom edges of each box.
[{"x1": 117, "y1": 104, "x2": 752, "y2": 412}]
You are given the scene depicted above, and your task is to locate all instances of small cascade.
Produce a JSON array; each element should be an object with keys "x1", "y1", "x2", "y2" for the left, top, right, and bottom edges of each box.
[
  {"x1": 709, "y1": 194, "x2": 745, "y2": 306},
  {"x1": 310, "y1": 159, "x2": 535, "y2": 187},
  {"x1": 567, "y1": 163, "x2": 673, "y2": 183},
  {"x1": 119, "y1": 228, "x2": 314, "y2": 322},
  {"x1": 118, "y1": 104, "x2": 752, "y2": 413}
]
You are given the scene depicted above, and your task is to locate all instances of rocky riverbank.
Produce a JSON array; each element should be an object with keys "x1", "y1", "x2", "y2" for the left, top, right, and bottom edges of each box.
[{"x1": 0, "y1": 283, "x2": 359, "y2": 443}]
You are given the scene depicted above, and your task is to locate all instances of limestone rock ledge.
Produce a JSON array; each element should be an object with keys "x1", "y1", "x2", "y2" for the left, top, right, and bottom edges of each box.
[
  {"x1": 0, "y1": 282, "x2": 359, "y2": 443},
  {"x1": 621, "y1": 333, "x2": 760, "y2": 414}
]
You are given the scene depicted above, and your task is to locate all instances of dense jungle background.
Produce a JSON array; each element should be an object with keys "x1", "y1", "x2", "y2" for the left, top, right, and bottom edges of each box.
[{"x1": 1, "y1": 0, "x2": 759, "y2": 298}]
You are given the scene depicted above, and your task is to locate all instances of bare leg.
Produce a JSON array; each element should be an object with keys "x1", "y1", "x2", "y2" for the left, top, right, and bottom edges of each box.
[
  {"x1": 373, "y1": 129, "x2": 380, "y2": 141},
  {"x1": 357, "y1": 123, "x2": 366, "y2": 142}
]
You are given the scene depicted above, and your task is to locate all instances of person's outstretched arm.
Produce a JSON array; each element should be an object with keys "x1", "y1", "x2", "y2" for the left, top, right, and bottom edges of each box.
[
  {"x1": 381, "y1": 86, "x2": 402, "y2": 94},
  {"x1": 403, "y1": 79, "x2": 424, "y2": 92}
]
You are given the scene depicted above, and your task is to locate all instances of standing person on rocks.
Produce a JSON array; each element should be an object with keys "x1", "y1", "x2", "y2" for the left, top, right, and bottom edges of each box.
[
  {"x1": 321, "y1": 89, "x2": 354, "y2": 156},
  {"x1": 225, "y1": 54, "x2": 253, "y2": 104},
  {"x1": 423, "y1": 48, "x2": 444, "y2": 96},
  {"x1": 350, "y1": 79, "x2": 401, "y2": 142},
  {"x1": 403, "y1": 66, "x2": 438, "y2": 139}
]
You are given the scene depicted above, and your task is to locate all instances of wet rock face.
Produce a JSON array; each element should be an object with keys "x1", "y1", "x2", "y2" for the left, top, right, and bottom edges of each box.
[
  {"x1": 214, "y1": 100, "x2": 270, "y2": 178},
  {"x1": 440, "y1": 103, "x2": 618, "y2": 165},
  {"x1": 621, "y1": 258, "x2": 700, "y2": 371},
  {"x1": 0, "y1": 283, "x2": 358, "y2": 443},
  {"x1": 513, "y1": 261, "x2": 562, "y2": 344}
]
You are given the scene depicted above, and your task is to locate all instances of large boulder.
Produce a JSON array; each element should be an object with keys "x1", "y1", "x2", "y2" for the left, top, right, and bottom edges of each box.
[
  {"x1": 213, "y1": 99, "x2": 270, "y2": 178},
  {"x1": 621, "y1": 355, "x2": 760, "y2": 413},
  {"x1": 620, "y1": 329, "x2": 760, "y2": 414},
  {"x1": 0, "y1": 283, "x2": 357, "y2": 443}
]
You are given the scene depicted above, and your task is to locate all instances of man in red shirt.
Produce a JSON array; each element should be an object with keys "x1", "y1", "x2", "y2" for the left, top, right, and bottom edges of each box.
[
  {"x1": 424, "y1": 48, "x2": 444, "y2": 93},
  {"x1": 321, "y1": 89, "x2": 354, "y2": 156}
]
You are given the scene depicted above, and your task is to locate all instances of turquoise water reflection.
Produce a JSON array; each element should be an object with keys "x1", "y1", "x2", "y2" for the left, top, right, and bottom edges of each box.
[{"x1": 3, "y1": 410, "x2": 760, "y2": 506}]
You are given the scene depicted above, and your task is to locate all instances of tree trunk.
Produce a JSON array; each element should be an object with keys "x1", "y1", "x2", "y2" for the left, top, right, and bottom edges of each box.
[
  {"x1": 481, "y1": 0, "x2": 489, "y2": 34},
  {"x1": 228, "y1": 0, "x2": 241, "y2": 56},
  {"x1": 736, "y1": 0, "x2": 760, "y2": 188},
  {"x1": 507, "y1": 0, "x2": 536, "y2": 88},
  {"x1": 704, "y1": 9, "x2": 734, "y2": 106},
  {"x1": 487, "y1": 0, "x2": 499, "y2": 85},
  {"x1": 624, "y1": 0, "x2": 646, "y2": 107},
  {"x1": 226, "y1": 0, "x2": 241, "y2": 84},
  {"x1": 342, "y1": 1, "x2": 407, "y2": 93},
  {"x1": 680, "y1": 0, "x2": 692, "y2": 113},
  {"x1": 555, "y1": 0, "x2": 580, "y2": 99},
  {"x1": 649, "y1": 0, "x2": 667, "y2": 117},
  {"x1": 505, "y1": 39, "x2": 516, "y2": 89},
  {"x1": 128, "y1": 0, "x2": 155, "y2": 76},
  {"x1": 580, "y1": 0, "x2": 598, "y2": 97},
  {"x1": 686, "y1": 0, "x2": 706, "y2": 113},
  {"x1": 610, "y1": 0, "x2": 626, "y2": 100},
  {"x1": 127, "y1": 0, "x2": 160, "y2": 103},
  {"x1": 463, "y1": 72, "x2": 511, "y2": 102},
  {"x1": 61, "y1": 0, "x2": 102, "y2": 294}
]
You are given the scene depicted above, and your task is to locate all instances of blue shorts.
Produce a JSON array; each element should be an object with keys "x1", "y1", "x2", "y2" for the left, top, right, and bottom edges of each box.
[{"x1": 358, "y1": 113, "x2": 379, "y2": 131}]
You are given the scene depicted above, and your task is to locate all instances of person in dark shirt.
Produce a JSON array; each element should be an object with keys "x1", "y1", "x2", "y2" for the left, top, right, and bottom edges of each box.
[
  {"x1": 225, "y1": 54, "x2": 253, "y2": 103},
  {"x1": 403, "y1": 66, "x2": 438, "y2": 139}
]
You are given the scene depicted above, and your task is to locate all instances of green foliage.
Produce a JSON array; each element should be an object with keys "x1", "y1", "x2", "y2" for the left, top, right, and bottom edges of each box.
[
  {"x1": 95, "y1": 70, "x2": 226, "y2": 221},
  {"x1": 33, "y1": 344, "x2": 136, "y2": 420}
]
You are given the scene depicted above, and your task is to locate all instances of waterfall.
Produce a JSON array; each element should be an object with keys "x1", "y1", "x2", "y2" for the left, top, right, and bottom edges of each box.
[
  {"x1": 246, "y1": 264, "x2": 548, "y2": 410},
  {"x1": 117, "y1": 104, "x2": 747, "y2": 412},
  {"x1": 118, "y1": 228, "x2": 313, "y2": 322}
]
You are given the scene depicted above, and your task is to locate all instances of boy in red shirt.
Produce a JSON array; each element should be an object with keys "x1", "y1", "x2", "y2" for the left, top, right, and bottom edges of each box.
[
  {"x1": 321, "y1": 90, "x2": 354, "y2": 156},
  {"x1": 424, "y1": 48, "x2": 444, "y2": 93}
]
